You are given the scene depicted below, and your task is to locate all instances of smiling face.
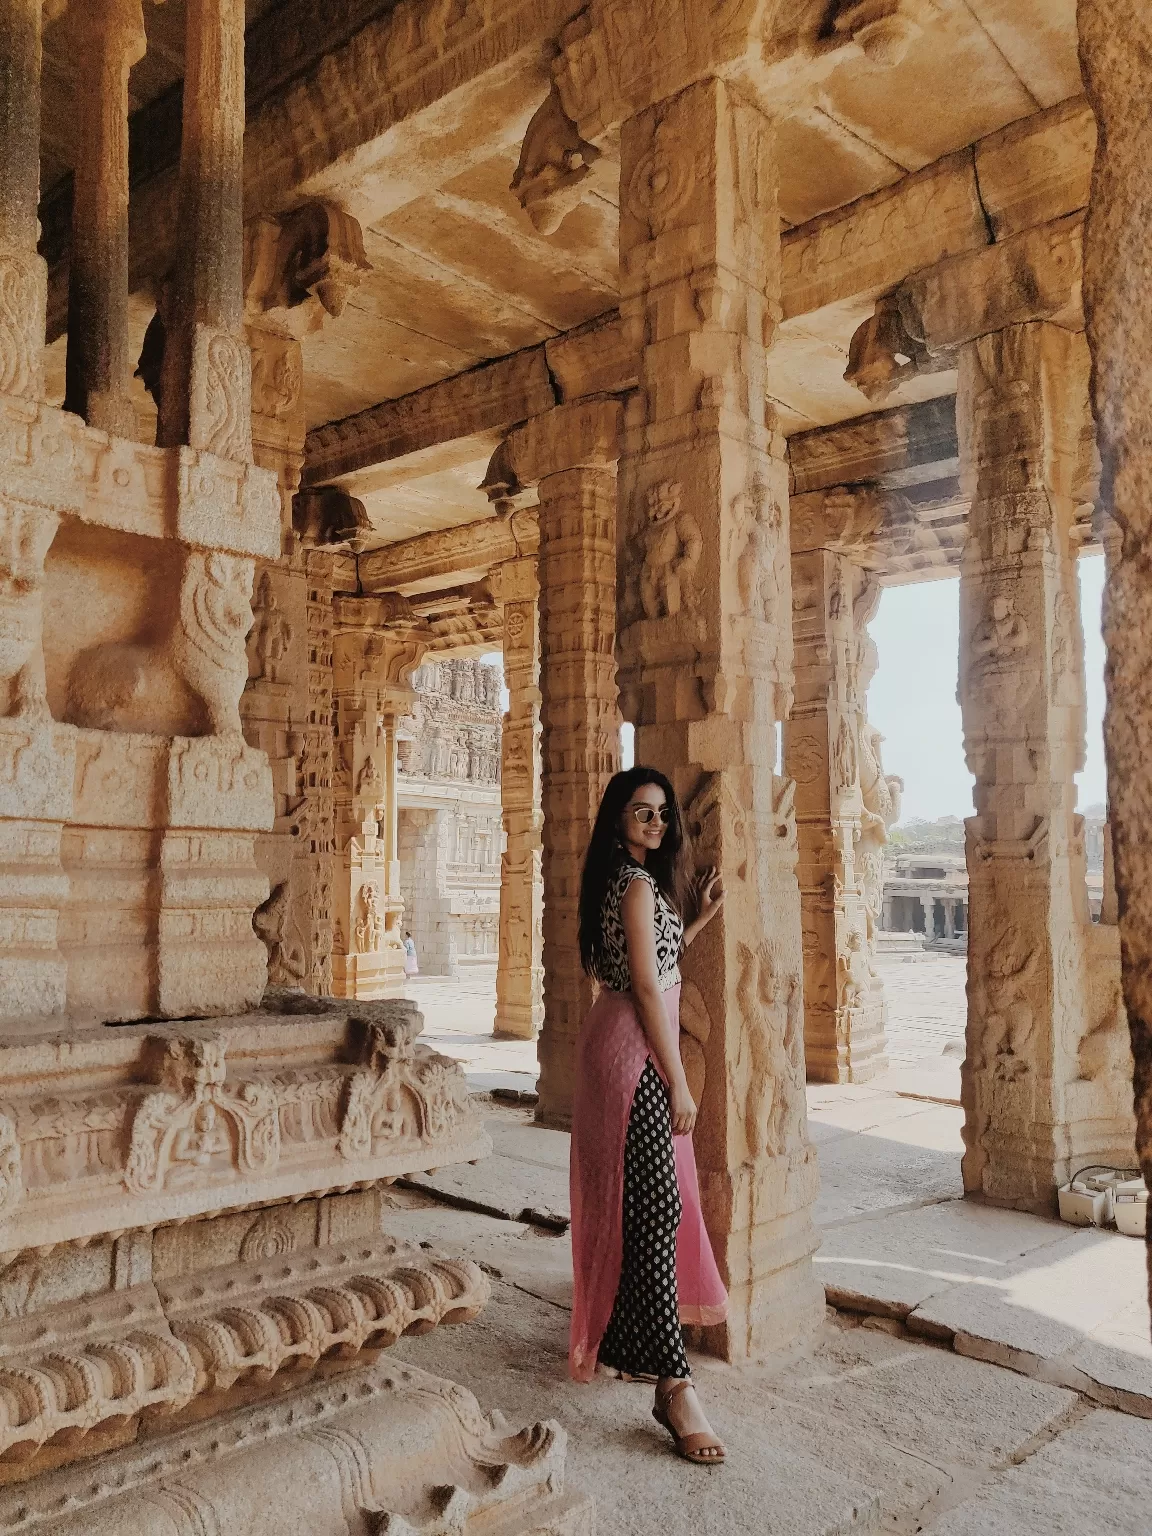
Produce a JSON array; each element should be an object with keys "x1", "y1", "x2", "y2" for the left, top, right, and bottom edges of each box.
[{"x1": 619, "y1": 780, "x2": 669, "y2": 862}]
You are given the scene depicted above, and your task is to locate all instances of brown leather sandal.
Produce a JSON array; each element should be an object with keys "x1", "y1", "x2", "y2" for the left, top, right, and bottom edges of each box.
[{"x1": 652, "y1": 1379, "x2": 726, "y2": 1465}]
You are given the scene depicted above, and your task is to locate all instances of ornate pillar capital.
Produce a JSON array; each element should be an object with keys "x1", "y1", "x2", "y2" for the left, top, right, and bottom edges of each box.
[{"x1": 502, "y1": 400, "x2": 623, "y2": 489}]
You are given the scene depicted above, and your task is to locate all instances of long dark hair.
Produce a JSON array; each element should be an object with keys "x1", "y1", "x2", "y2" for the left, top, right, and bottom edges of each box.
[{"x1": 578, "y1": 766, "x2": 692, "y2": 981}]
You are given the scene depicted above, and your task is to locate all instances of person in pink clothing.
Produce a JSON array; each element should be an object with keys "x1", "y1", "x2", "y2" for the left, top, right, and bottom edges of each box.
[{"x1": 569, "y1": 766, "x2": 728, "y2": 1465}]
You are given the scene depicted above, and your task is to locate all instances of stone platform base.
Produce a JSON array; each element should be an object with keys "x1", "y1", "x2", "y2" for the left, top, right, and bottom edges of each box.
[{"x1": 0, "y1": 1358, "x2": 594, "y2": 1535}]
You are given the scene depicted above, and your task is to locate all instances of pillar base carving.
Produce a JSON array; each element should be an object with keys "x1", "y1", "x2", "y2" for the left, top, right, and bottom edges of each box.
[{"x1": 0, "y1": 1358, "x2": 593, "y2": 1535}]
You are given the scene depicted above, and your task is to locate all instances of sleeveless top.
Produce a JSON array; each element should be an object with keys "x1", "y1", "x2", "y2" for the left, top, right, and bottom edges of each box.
[{"x1": 598, "y1": 856, "x2": 684, "y2": 993}]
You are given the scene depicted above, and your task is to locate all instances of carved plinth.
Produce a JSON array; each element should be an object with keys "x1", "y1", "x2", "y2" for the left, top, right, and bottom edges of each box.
[
  {"x1": 0, "y1": 1358, "x2": 593, "y2": 1534},
  {"x1": 0, "y1": 995, "x2": 489, "y2": 1252},
  {"x1": 0, "y1": 1238, "x2": 488, "y2": 1463}
]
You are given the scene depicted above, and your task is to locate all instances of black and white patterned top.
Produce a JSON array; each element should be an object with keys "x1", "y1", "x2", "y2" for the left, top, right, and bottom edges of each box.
[{"x1": 598, "y1": 857, "x2": 684, "y2": 994}]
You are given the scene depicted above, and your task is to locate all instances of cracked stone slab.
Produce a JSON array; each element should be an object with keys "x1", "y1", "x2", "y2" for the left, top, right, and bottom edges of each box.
[
  {"x1": 905, "y1": 1222, "x2": 1152, "y2": 1410},
  {"x1": 929, "y1": 1406, "x2": 1152, "y2": 1535},
  {"x1": 401, "y1": 1117, "x2": 571, "y2": 1230},
  {"x1": 816, "y1": 1197, "x2": 1081, "y2": 1315},
  {"x1": 768, "y1": 1317, "x2": 1077, "y2": 1470}
]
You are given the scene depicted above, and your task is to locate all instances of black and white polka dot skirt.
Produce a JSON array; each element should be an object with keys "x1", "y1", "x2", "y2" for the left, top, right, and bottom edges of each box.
[{"x1": 597, "y1": 1060, "x2": 690, "y2": 1380}]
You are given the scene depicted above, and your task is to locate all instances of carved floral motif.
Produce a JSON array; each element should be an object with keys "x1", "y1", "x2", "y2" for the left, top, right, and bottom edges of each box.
[{"x1": 172, "y1": 550, "x2": 255, "y2": 735}]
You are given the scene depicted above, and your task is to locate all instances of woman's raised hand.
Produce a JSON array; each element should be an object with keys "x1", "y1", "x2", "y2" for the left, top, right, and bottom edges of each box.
[
  {"x1": 669, "y1": 1081, "x2": 697, "y2": 1137},
  {"x1": 694, "y1": 865, "x2": 725, "y2": 923}
]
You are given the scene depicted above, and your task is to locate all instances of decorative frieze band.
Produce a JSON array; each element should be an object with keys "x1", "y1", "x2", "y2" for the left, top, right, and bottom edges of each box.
[{"x1": 0, "y1": 998, "x2": 488, "y2": 1252}]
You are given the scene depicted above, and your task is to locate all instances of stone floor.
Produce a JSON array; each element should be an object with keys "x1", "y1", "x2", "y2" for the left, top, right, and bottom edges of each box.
[{"x1": 394, "y1": 951, "x2": 1151, "y2": 1532}]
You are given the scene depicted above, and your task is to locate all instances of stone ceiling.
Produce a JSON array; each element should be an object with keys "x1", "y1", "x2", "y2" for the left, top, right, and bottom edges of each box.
[{"x1": 36, "y1": 0, "x2": 1082, "y2": 545}]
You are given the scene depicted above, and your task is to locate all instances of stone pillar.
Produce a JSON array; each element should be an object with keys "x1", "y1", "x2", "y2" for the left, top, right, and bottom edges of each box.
[
  {"x1": 882, "y1": 894, "x2": 894, "y2": 931},
  {"x1": 330, "y1": 597, "x2": 431, "y2": 1000},
  {"x1": 944, "y1": 901, "x2": 956, "y2": 941},
  {"x1": 615, "y1": 78, "x2": 822, "y2": 1357},
  {"x1": 958, "y1": 321, "x2": 1135, "y2": 1212},
  {"x1": 0, "y1": 0, "x2": 46, "y2": 399},
  {"x1": 501, "y1": 402, "x2": 622, "y2": 1128},
  {"x1": 490, "y1": 557, "x2": 544, "y2": 1041},
  {"x1": 788, "y1": 549, "x2": 890, "y2": 1083},
  {"x1": 919, "y1": 893, "x2": 933, "y2": 936},
  {"x1": 158, "y1": 0, "x2": 251, "y2": 459},
  {"x1": 1079, "y1": 6, "x2": 1152, "y2": 1219},
  {"x1": 63, "y1": 0, "x2": 146, "y2": 438}
]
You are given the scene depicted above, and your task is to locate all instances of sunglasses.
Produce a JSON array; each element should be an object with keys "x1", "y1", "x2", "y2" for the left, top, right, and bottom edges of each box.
[{"x1": 630, "y1": 803, "x2": 670, "y2": 825}]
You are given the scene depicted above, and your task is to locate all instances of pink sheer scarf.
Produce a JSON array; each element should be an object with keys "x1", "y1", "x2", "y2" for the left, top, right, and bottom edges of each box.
[{"x1": 568, "y1": 982, "x2": 728, "y2": 1382}]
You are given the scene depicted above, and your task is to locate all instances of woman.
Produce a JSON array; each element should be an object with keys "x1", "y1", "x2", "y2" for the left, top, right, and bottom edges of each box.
[
  {"x1": 569, "y1": 766, "x2": 728, "y2": 1465},
  {"x1": 403, "y1": 931, "x2": 419, "y2": 978}
]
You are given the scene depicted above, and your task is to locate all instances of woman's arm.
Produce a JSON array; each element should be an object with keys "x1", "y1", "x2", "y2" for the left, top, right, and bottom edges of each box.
[
  {"x1": 621, "y1": 877, "x2": 696, "y2": 1135},
  {"x1": 682, "y1": 865, "x2": 724, "y2": 948}
]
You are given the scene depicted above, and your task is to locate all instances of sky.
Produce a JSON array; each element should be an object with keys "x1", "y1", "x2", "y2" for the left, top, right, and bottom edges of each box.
[
  {"x1": 868, "y1": 554, "x2": 1108, "y2": 823},
  {"x1": 484, "y1": 552, "x2": 1109, "y2": 825}
]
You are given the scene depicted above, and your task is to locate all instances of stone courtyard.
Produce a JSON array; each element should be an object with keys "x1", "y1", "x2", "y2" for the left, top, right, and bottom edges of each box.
[
  {"x1": 2, "y1": 0, "x2": 1152, "y2": 1530},
  {"x1": 389, "y1": 950, "x2": 1152, "y2": 1532}
]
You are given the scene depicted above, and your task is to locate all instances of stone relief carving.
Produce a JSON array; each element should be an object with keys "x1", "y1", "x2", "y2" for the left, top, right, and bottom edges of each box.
[
  {"x1": 832, "y1": 714, "x2": 857, "y2": 796},
  {"x1": 0, "y1": 501, "x2": 57, "y2": 719},
  {"x1": 253, "y1": 881, "x2": 309, "y2": 987},
  {"x1": 732, "y1": 943, "x2": 803, "y2": 1161},
  {"x1": 172, "y1": 550, "x2": 254, "y2": 735},
  {"x1": 339, "y1": 1017, "x2": 472, "y2": 1161},
  {"x1": 197, "y1": 327, "x2": 253, "y2": 463},
  {"x1": 833, "y1": 0, "x2": 937, "y2": 67},
  {"x1": 972, "y1": 928, "x2": 1042, "y2": 1084},
  {"x1": 856, "y1": 722, "x2": 902, "y2": 969},
  {"x1": 0, "y1": 1112, "x2": 22, "y2": 1221},
  {"x1": 633, "y1": 480, "x2": 702, "y2": 621},
  {"x1": 972, "y1": 593, "x2": 1029, "y2": 667},
  {"x1": 355, "y1": 882, "x2": 384, "y2": 953},
  {"x1": 248, "y1": 568, "x2": 295, "y2": 683},
  {"x1": 124, "y1": 1035, "x2": 281, "y2": 1195},
  {"x1": 239, "y1": 1209, "x2": 297, "y2": 1261},
  {"x1": 0, "y1": 249, "x2": 46, "y2": 398},
  {"x1": 245, "y1": 201, "x2": 373, "y2": 336},
  {"x1": 837, "y1": 929, "x2": 871, "y2": 1010},
  {"x1": 733, "y1": 478, "x2": 782, "y2": 624},
  {"x1": 293, "y1": 484, "x2": 374, "y2": 548},
  {"x1": 511, "y1": 85, "x2": 602, "y2": 235},
  {"x1": 0, "y1": 1241, "x2": 487, "y2": 1465}
]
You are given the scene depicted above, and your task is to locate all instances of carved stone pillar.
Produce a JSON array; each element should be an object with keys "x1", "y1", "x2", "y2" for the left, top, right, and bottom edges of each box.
[
  {"x1": 158, "y1": 0, "x2": 251, "y2": 458},
  {"x1": 0, "y1": 0, "x2": 46, "y2": 399},
  {"x1": 615, "y1": 78, "x2": 823, "y2": 1357},
  {"x1": 490, "y1": 557, "x2": 544, "y2": 1042},
  {"x1": 1079, "y1": 4, "x2": 1152, "y2": 1230},
  {"x1": 501, "y1": 402, "x2": 622, "y2": 1127},
  {"x1": 788, "y1": 545, "x2": 892, "y2": 1084},
  {"x1": 958, "y1": 322, "x2": 1135, "y2": 1212},
  {"x1": 63, "y1": 0, "x2": 146, "y2": 438},
  {"x1": 330, "y1": 597, "x2": 430, "y2": 1000}
]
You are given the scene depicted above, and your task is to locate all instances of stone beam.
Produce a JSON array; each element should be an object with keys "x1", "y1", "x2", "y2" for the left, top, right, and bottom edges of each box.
[
  {"x1": 789, "y1": 397, "x2": 958, "y2": 495},
  {"x1": 357, "y1": 508, "x2": 539, "y2": 595},
  {"x1": 304, "y1": 348, "x2": 555, "y2": 487},
  {"x1": 303, "y1": 312, "x2": 633, "y2": 486},
  {"x1": 780, "y1": 96, "x2": 1094, "y2": 323}
]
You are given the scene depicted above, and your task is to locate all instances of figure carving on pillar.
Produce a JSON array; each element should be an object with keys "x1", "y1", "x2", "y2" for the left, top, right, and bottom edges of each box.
[
  {"x1": 856, "y1": 724, "x2": 903, "y2": 971},
  {"x1": 636, "y1": 481, "x2": 702, "y2": 621},
  {"x1": 252, "y1": 881, "x2": 308, "y2": 987},
  {"x1": 734, "y1": 479, "x2": 782, "y2": 624},
  {"x1": 248, "y1": 569, "x2": 295, "y2": 684},
  {"x1": 355, "y1": 883, "x2": 383, "y2": 954}
]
